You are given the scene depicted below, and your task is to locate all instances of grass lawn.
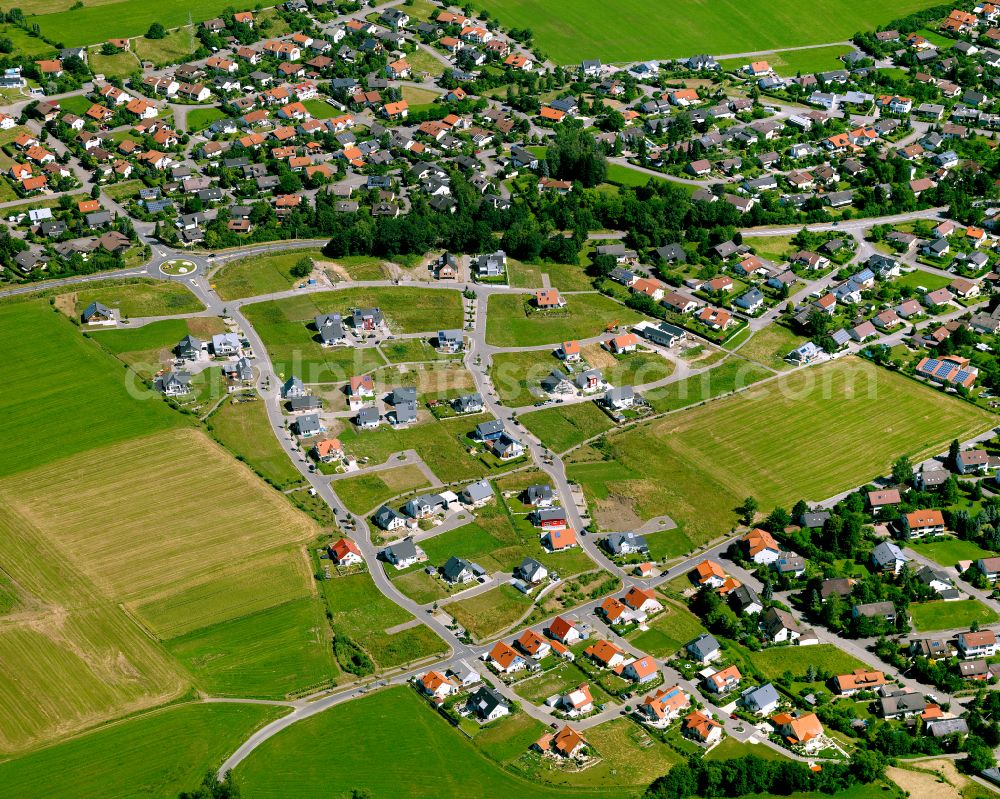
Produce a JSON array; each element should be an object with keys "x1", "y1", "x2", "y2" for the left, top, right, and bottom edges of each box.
[
  {"x1": 208, "y1": 394, "x2": 305, "y2": 489},
  {"x1": 628, "y1": 601, "x2": 706, "y2": 658},
  {"x1": 477, "y1": 0, "x2": 931, "y2": 63},
  {"x1": 604, "y1": 162, "x2": 668, "y2": 187},
  {"x1": 486, "y1": 292, "x2": 642, "y2": 346},
  {"x1": 706, "y1": 737, "x2": 790, "y2": 761},
  {"x1": 910, "y1": 599, "x2": 999, "y2": 633},
  {"x1": 473, "y1": 712, "x2": 548, "y2": 764},
  {"x1": 418, "y1": 500, "x2": 596, "y2": 578},
  {"x1": 721, "y1": 44, "x2": 852, "y2": 76},
  {"x1": 57, "y1": 93, "x2": 94, "y2": 116},
  {"x1": 90, "y1": 317, "x2": 220, "y2": 376},
  {"x1": 407, "y1": 46, "x2": 446, "y2": 77},
  {"x1": 211, "y1": 247, "x2": 327, "y2": 300},
  {"x1": 514, "y1": 660, "x2": 612, "y2": 704},
  {"x1": 391, "y1": 568, "x2": 449, "y2": 604},
  {"x1": 335, "y1": 463, "x2": 431, "y2": 515},
  {"x1": 32, "y1": 0, "x2": 238, "y2": 46},
  {"x1": 644, "y1": 357, "x2": 771, "y2": 413},
  {"x1": 381, "y1": 337, "x2": 463, "y2": 364},
  {"x1": 50, "y1": 277, "x2": 204, "y2": 318},
  {"x1": 520, "y1": 401, "x2": 613, "y2": 452},
  {"x1": 302, "y1": 98, "x2": 343, "y2": 119},
  {"x1": 102, "y1": 178, "x2": 145, "y2": 202},
  {"x1": 0, "y1": 301, "x2": 183, "y2": 476},
  {"x1": 401, "y1": 85, "x2": 440, "y2": 108},
  {"x1": 491, "y1": 349, "x2": 561, "y2": 406},
  {"x1": 507, "y1": 258, "x2": 596, "y2": 292},
  {"x1": 0, "y1": 702, "x2": 287, "y2": 799},
  {"x1": 234, "y1": 686, "x2": 611, "y2": 798},
  {"x1": 911, "y1": 538, "x2": 997, "y2": 567},
  {"x1": 743, "y1": 644, "x2": 866, "y2": 680},
  {"x1": 570, "y1": 358, "x2": 991, "y2": 540},
  {"x1": 185, "y1": 106, "x2": 226, "y2": 132},
  {"x1": 735, "y1": 324, "x2": 808, "y2": 371},
  {"x1": 243, "y1": 288, "x2": 461, "y2": 382},
  {"x1": 894, "y1": 269, "x2": 953, "y2": 292},
  {"x1": 133, "y1": 27, "x2": 198, "y2": 66},
  {"x1": 88, "y1": 47, "x2": 140, "y2": 78},
  {"x1": 317, "y1": 572, "x2": 446, "y2": 669},
  {"x1": 335, "y1": 414, "x2": 501, "y2": 485},
  {"x1": 445, "y1": 583, "x2": 533, "y2": 640}
]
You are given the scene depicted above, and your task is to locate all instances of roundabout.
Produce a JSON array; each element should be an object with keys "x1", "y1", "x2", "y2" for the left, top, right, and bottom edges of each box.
[{"x1": 159, "y1": 259, "x2": 198, "y2": 276}]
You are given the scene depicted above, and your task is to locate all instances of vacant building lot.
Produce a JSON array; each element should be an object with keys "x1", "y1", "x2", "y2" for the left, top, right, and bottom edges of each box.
[
  {"x1": 335, "y1": 463, "x2": 431, "y2": 515},
  {"x1": 485, "y1": 292, "x2": 642, "y2": 347},
  {"x1": 568, "y1": 358, "x2": 992, "y2": 541},
  {"x1": 211, "y1": 248, "x2": 328, "y2": 300},
  {"x1": 242, "y1": 287, "x2": 461, "y2": 380},
  {"x1": 519, "y1": 401, "x2": 614, "y2": 452},
  {"x1": 478, "y1": 0, "x2": 931, "y2": 63}
]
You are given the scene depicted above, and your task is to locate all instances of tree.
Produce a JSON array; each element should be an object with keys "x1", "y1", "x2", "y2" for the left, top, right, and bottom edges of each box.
[
  {"x1": 949, "y1": 439, "x2": 961, "y2": 470},
  {"x1": 891, "y1": 455, "x2": 913, "y2": 487},
  {"x1": 289, "y1": 257, "x2": 312, "y2": 279},
  {"x1": 146, "y1": 22, "x2": 166, "y2": 39},
  {"x1": 739, "y1": 496, "x2": 758, "y2": 524}
]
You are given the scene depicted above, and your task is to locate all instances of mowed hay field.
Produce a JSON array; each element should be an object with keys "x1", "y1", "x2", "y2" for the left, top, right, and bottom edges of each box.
[
  {"x1": 1, "y1": 428, "x2": 336, "y2": 699},
  {"x1": 568, "y1": 358, "x2": 992, "y2": 541},
  {"x1": 0, "y1": 300, "x2": 183, "y2": 476},
  {"x1": 0, "y1": 702, "x2": 287, "y2": 799},
  {"x1": 478, "y1": 0, "x2": 933, "y2": 63}
]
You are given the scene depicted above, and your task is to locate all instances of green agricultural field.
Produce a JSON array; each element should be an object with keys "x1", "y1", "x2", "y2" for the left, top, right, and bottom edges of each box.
[
  {"x1": 211, "y1": 247, "x2": 328, "y2": 299},
  {"x1": 133, "y1": 26, "x2": 199, "y2": 66},
  {"x1": 911, "y1": 538, "x2": 997, "y2": 567},
  {"x1": 910, "y1": 599, "x2": 999, "y2": 633},
  {"x1": 485, "y1": 292, "x2": 642, "y2": 346},
  {"x1": 166, "y1": 596, "x2": 338, "y2": 698},
  {"x1": 627, "y1": 601, "x2": 706, "y2": 657},
  {"x1": 185, "y1": 106, "x2": 227, "y2": 132},
  {"x1": 445, "y1": 583, "x2": 533, "y2": 640},
  {"x1": 30, "y1": 0, "x2": 237, "y2": 46},
  {"x1": 234, "y1": 686, "x2": 610, "y2": 798},
  {"x1": 720, "y1": 44, "x2": 853, "y2": 76},
  {"x1": 0, "y1": 702, "x2": 287, "y2": 799},
  {"x1": 644, "y1": 356, "x2": 771, "y2": 413},
  {"x1": 477, "y1": 0, "x2": 931, "y2": 63},
  {"x1": 735, "y1": 324, "x2": 808, "y2": 371},
  {"x1": 570, "y1": 358, "x2": 991, "y2": 540},
  {"x1": 302, "y1": 98, "x2": 343, "y2": 118},
  {"x1": 208, "y1": 395, "x2": 305, "y2": 489},
  {"x1": 0, "y1": 489, "x2": 190, "y2": 753},
  {"x1": 0, "y1": 301, "x2": 183, "y2": 476},
  {"x1": 742, "y1": 644, "x2": 866, "y2": 680},
  {"x1": 53, "y1": 277, "x2": 204, "y2": 318},
  {"x1": 335, "y1": 463, "x2": 431, "y2": 514},
  {"x1": 520, "y1": 401, "x2": 613, "y2": 452},
  {"x1": 318, "y1": 572, "x2": 446, "y2": 669},
  {"x1": 894, "y1": 269, "x2": 953, "y2": 292}
]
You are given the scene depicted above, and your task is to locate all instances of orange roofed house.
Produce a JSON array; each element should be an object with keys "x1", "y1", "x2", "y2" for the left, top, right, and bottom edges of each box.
[
  {"x1": 637, "y1": 685, "x2": 689, "y2": 727},
  {"x1": 535, "y1": 725, "x2": 589, "y2": 759},
  {"x1": 535, "y1": 288, "x2": 566, "y2": 309},
  {"x1": 327, "y1": 537, "x2": 362, "y2": 566},
  {"x1": 771, "y1": 712, "x2": 825, "y2": 752},
  {"x1": 683, "y1": 710, "x2": 723, "y2": 744},
  {"x1": 693, "y1": 559, "x2": 727, "y2": 589}
]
